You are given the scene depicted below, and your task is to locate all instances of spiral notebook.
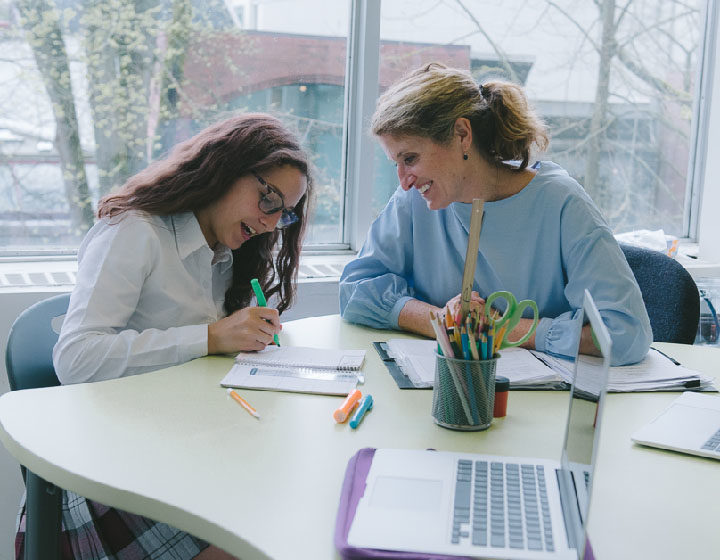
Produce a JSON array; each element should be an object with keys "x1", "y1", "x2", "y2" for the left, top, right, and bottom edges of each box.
[
  {"x1": 235, "y1": 345, "x2": 365, "y2": 370},
  {"x1": 221, "y1": 346, "x2": 366, "y2": 396}
]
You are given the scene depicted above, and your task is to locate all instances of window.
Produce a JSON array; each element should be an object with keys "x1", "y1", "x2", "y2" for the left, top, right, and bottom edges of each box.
[
  {"x1": 0, "y1": 0, "x2": 714, "y2": 256},
  {"x1": 373, "y1": 0, "x2": 709, "y2": 238},
  {"x1": 0, "y1": 0, "x2": 349, "y2": 251}
]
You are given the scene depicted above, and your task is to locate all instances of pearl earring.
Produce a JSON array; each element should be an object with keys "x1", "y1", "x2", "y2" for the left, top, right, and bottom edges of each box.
[{"x1": 463, "y1": 153, "x2": 469, "y2": 161}]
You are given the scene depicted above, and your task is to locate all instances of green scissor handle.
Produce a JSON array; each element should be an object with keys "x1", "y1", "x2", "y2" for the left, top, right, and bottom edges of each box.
[{"x1": 484, "y1": 291, "x2": 539, "y2": 349}]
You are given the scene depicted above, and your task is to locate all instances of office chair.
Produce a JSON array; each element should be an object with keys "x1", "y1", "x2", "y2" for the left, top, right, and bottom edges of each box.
[
  {"x1": 620, "y1": 243, "x2": 700, "y2": 344},
  {"x1": 5, "y1": 292, "x2": 70, "y2": 560}
]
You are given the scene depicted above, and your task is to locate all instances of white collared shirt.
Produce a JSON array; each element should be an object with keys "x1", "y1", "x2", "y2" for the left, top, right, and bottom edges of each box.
[{"x1": 53, "y1": 211, "x2": 234, "y2": 384}]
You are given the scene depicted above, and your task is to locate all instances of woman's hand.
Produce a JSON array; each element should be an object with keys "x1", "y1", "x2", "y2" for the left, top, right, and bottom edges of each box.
[
  {"x1": 443, "y1": 291, "x2": 486, "y2": 322},
  {"x1": 207, "y1": 307, "x2": 282, "y2": 355}
]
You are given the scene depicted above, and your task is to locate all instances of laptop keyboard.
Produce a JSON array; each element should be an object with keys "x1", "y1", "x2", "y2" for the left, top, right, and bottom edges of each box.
[
  {"x1": 701, "y1": 427, "x2": 720, "y2": 451},
  {"x1": 452, "y1": 459, "x2": 554, "y2": 551}
]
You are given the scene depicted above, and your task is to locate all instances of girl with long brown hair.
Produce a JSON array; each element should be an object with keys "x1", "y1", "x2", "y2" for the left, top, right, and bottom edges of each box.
[{"x1": 19, "y1": 113, "x2": 311, "y2": 559}]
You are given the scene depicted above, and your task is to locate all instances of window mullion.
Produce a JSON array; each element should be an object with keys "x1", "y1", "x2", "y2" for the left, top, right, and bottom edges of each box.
[
  {"x1": 686, "y1": 0, "x2": 718, "y2": 240},
  {"x1": 341, "y1": 0, "x2": 381, "y2": 251}
]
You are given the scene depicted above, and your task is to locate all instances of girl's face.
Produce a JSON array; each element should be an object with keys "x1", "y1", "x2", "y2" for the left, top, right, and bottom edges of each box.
[
  {"x1": 377, "y1": 133, "x2": 468, "y2": 210},
  {"x1": 196, "y1": 165, "x2": 307, "y2": 250}
]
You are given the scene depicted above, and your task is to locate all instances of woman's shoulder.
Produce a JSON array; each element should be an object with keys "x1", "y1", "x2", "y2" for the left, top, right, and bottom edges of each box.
[
  {"x1": 532, "y1": 161, "x2": 582, "y2": 192},
  {"x1": 95, "y1": 210, "x2": 176, "y2": 236},
  {"x1": 526, "y1": 161, "x2": 597, "y2": 207}
]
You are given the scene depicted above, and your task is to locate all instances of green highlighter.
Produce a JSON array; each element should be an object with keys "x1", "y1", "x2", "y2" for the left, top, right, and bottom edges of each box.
[{"x1": 250, "y1": 278, "x2": 280, "y2": 346}]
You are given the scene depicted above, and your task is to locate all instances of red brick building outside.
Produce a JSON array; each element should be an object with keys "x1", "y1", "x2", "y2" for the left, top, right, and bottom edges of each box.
[{"x1": 183, "y1": 30, "x2": 470, "y2": 110}]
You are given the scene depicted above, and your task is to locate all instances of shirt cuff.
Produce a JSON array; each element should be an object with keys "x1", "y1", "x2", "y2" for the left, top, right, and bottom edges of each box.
[
  {"x1": 390, "y1": 296, "x2": 414, "y2": 329},
  {"x1": 178, "y1": 324, "x2": 209, "y2": 362},
  {"x1": 533, "y1": 317, "x2": 553, "y2": 353},
  {"x1": 536, "y1": 310, "x2": 585, "y2": 360}
]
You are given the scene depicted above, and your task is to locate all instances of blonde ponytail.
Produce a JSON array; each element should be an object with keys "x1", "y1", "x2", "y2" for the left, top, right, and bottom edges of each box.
[{"x1": 372, "y1": 63, "x2": 548, "y2": 170}]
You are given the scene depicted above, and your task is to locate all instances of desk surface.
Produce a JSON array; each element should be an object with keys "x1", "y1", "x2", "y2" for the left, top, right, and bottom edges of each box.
[{"x1": 1, "y1": 315, "x2": 718, "y2": 560}]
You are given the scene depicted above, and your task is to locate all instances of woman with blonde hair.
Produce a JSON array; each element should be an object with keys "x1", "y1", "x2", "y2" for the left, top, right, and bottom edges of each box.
[{"x1": 340, "y1": 62, "x2": 650, "y2": 365}]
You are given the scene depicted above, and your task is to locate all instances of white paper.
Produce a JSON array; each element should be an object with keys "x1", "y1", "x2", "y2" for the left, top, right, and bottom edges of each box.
[
  {"x1": 221, "y1": 364, "x2": 358, "y2": 395},
  {"x1": 538, "y1": 348, "x2": 714, "y2": 392},
  {"x1": 385, "y1": 340, "x2": 565, "y2": 388},
  {"x1": 235, "y1": 345, "x2": 365, "y2": 371},
  {"x1": 383, "y1": 340, "x2": 714, "y2": 392}
]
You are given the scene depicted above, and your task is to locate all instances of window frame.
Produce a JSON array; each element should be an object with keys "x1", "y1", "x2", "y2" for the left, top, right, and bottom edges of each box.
[
  {"x1": 1, "y1": 0, "x2": 718, "y2": 260},
  {"x1": 687, "y1": 0, "x2": 718, "y2": 242},
  {"x1": 341, "y1": 0, "x2": 381, "y2": 253}
]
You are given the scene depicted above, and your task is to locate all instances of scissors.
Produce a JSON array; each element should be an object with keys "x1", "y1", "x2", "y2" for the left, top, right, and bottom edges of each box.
[{"x1": 484, "y1": 291, "x2": 539, "y2": 350}]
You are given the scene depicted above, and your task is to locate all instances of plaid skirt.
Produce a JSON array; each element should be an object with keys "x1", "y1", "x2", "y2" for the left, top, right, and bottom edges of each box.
[{"x1": 15, "y1": 489, "x2": 209, "y2": 559}]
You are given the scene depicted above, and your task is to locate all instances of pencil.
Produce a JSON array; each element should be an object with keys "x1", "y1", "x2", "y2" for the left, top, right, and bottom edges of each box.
[
  {"x1": 227, "y1": 388, "x2": 260, "y2": 419},
  {"x1": 466, "y1": 317, "x2": 480, "y2": 360},
  {"x1": 445, "y1": 307, "x2": 454, "y2": 329},
  {"x1": 429, "y1": 315, "x2": 473, "y2": 424},
  {"x1": 494, "y1": 323, "x2": 508, "y2": 355}
]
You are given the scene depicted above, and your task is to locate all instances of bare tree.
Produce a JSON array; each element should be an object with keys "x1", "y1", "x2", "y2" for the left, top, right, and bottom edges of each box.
[
  {"x1": 584, "y1": 0, "x2": 617, "y2": 200},
  {"x1": 83, "y1": 0, "x2": 164, "y2": 197},
  {"x1": 542, "y1": 0, "x2": 699, "y2": 231},
  {"x1": 15, "y1": 0, "x2": 94, "y2": 235}
]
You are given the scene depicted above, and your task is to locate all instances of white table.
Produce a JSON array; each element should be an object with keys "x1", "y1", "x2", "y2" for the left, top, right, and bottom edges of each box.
[{"x1": 0, "y1": 315, "x2": 718, "y2": 559}]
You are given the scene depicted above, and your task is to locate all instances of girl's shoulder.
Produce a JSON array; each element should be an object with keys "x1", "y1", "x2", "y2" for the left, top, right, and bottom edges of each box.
[{"x1": 80, "y1": 211, "x2": 173, "y2": 258}]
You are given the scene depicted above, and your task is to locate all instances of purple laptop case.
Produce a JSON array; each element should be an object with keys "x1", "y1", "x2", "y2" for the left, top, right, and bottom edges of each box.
[{"x1": 334, "y1": 448, "x2": 595, "y2": 560}]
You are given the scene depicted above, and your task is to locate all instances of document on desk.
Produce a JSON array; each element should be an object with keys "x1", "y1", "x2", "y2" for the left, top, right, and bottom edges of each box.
[
  {"x1": 382, "y1": 340, "x2": 716, "y2": 392},
  {"x1": 541, "y1": 349, "x2": 717, "y2": 392},
  {"x1": 383, "y1": 340, "x2": 565, "y2": 389},
  {"x1": 518, "y1": 348, "x2": 717, "y2": 392},
  {"x1": 221, "y1": 364, "x2": 360, "y2": 396},
  {"x1": 222, "y1": 345, "x2": 366, "y2": 396},
  {"x1": 235, "y1": 345, "x2": 365, "y2": 371}
]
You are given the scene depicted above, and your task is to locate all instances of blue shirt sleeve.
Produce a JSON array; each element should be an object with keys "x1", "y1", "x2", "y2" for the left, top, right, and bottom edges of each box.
[
  {"x1": 340, "y1": 162, "x2": 652, "y2": 365},
  {"x1": 534, "y1": 193, "x2": 652, "y2": 365},
  {"x1": 339, "y1": 189, "x2": 415, "y2": 329}
]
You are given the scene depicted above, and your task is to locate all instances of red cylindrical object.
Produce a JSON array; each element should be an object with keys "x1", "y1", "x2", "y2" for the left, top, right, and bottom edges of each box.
[{"x1": 493, "y1": 376, "x2": 510, "y2": 418}]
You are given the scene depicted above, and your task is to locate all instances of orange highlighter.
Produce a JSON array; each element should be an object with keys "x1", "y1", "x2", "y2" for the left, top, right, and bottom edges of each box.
[{"x1": 333, "y1": 389, "x2": 362, "y2": 423}]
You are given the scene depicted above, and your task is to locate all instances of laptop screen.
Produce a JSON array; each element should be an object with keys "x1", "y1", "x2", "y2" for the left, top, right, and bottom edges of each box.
[{"x1": 558, "y1": 290, "x2": 612, "y2": 557}]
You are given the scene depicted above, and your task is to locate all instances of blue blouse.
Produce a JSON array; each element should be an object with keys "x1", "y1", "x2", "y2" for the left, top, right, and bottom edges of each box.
[{"x1": 339, "y1": 161, "x2": 652, "y2": 365}]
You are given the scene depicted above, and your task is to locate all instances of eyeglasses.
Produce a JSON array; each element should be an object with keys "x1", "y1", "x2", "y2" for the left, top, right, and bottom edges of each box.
[{"x1": 252, "y1": 172, "x2": 299, "y2": 229}]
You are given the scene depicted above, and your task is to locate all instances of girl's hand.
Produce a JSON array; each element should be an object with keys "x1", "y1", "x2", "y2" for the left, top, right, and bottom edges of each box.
[{"x1": 207, "y1": 306, "x2": 282, "y2": 354}]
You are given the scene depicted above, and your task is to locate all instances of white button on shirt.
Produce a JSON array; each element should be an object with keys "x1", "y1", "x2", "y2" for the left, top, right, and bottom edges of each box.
[{"x1": 53, "y1": 211, "x2": 234, "y2": 384}]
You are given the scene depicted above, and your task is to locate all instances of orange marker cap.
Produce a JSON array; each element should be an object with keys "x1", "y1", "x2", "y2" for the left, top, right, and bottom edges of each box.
[{"x1": 333, "y1": 389, "x2": 362, "y2": 423}]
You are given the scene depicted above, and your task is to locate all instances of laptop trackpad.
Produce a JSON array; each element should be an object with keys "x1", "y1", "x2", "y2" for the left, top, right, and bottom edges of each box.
[
  {"x1": 349, "y1": 475, "x2": 449, "y2": 550},
  {"x1": 370, "y1": 476, "x2": 443, "y2": 511},
  {"x1": 348, "y1": 450, "x2": 453, "y2": 551}
]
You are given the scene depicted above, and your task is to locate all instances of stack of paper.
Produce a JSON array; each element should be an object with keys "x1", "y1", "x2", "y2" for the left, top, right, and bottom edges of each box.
[
  {"x1": 383, "y1": 339, "x2": 715, "y2": 392},
  {"x1": 384, "y1": 340, "x2": 565, "y2": 389},
  {"x1": 385, "y1": 339, "x2": 437, "y2": 388},
  {"x1": 540, "y1": 350, "x2": 716, "y2": 392}
]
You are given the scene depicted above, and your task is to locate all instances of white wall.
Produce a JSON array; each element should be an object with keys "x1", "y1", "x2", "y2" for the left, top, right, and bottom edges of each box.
[{"x1": 0, "y1": 280, "x2": 339, "y2": 560}]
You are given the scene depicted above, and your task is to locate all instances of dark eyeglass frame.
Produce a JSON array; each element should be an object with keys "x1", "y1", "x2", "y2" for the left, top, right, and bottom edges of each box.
[{"x1": 252, "y1": 172, "x2": 299, "y2": 229}]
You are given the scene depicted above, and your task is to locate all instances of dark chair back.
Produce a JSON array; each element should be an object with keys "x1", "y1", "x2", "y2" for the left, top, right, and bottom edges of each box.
[
  {"x1": 5, "y1": 293, "x2": 69, "y2": 391},
  {"x1": 5, "y1": 294, "x2": 70, "y2": 559},
  {"x1": 620, "y1": 244, "x2": 699, "y2": 344}
]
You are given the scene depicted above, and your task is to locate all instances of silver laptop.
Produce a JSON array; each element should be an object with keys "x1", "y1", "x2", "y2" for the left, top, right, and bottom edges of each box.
[
  {"x1": 631, "y1": 391, "x2": 720, "y2": 460},
  {"x1": 348, "y1": 290, "x2": 611, "y2": 559}
]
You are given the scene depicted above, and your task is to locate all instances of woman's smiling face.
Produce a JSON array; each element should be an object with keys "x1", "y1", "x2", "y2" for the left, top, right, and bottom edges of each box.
[
  {"x1": 196, "y1": 165, "x2": 307, "y2": 250},
  {"x1": 377, "y1": 133, "x2": 467, "y2": 210}
]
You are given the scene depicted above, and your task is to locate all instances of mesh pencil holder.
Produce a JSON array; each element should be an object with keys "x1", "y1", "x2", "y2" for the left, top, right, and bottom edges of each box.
[{"x1": 431, "y1": 353, "x2": 498, "y2": 431}]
